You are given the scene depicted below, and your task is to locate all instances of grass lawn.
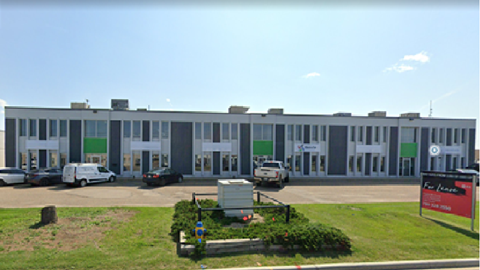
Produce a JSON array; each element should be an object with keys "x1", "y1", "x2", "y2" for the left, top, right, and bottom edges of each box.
[{"x1": 0, "y1": 202, "x2": 478, "y2": 270}]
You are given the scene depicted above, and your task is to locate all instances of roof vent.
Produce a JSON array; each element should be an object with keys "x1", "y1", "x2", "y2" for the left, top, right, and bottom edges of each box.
[
  {"x1": 70, "y1": 102, "x2": 90, "y2": 109},
  {"x1": 368, "y1": 111, "x2": 387, "y2": 117},
  {"x1": 137, "y1": 108, "x2": 147, "y2": 111},
  {"x1": 267, "y1": 108, "x2": 284, "y2": 115},
  {"x1": 400, "y1": 112, "x2": 420, "y2": 118},
  {"x1": 228, "y1": 106, "x2": 249, "y2": 114},
  {"x1": 111, "y1": 99, "x2": 129, "y2": 110},
  {"x1": 333, "y1": 112, "x2": 352, "y2": 117}
]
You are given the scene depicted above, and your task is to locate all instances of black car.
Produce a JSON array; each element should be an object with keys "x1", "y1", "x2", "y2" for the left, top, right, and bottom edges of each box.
[
  {"x1": 26, "y1": 168, "x2": 63, "y2": 186},
  {"x1": 142, "y1": 168, "x2": 183, "y2": 186},
  {"x1": 466, "y1": 163, "x2": 479, "y2": 172}
]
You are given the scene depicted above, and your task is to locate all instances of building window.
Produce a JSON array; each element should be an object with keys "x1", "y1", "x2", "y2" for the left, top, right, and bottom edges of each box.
[
  {"x1": 29, "y1": 119, "x2": 37, "y2": 137},
  {"x1": 349, "y1": 156, "x2": 354, "y2": 172},
  {"x1": 152, "y1": 152, "x2": 160, "y2": 169},
  {"x1": 195, "y1": 123, "x2": 202, "y2": 139},
  {"x1": 60, "y1": 153, "x2": 67, "y2": 169},
  {"x1": 452, "y1": 157, "x2": 457, "y2": 170},
  {"x1": 373, "y1": 156, "x2": 378, "y2": 172},
  {"x1": 85, "y1": 120, "x2": 96, "y2": 137},
  {"x1": 320, "y1": 126, "x2": 326, "y2": 141},
  {"x1": 20, "y1": 152, "x2": 27, "y2": 170},
  {"x1": 286, "y1": 125, "x2": 292, "y2": 141},
  {"x1": 311, "y1": 155, "x2": 317, "y2": 172},
  {"x1": 401, "y1": 127, "x2": 416, "y2": 143},
  {"x1": 20, "y1": 119, "x2": 27, "y2": 136},
  {"x1": 295, "y1": 125, "x2": 302, "y2": 141},
  {"x1": 439, "y1": 128, "x2": 444, "y2": 143},
  {"x1": 350, "y1": 127, "x2": 355, "y2": 142},
  {"x1": 85, "y1": 120, "x2": 107, "y2": 138},
  {"x1": 132, "y1": 152, "x2": 141, "y2": 172},
  {"x1": 204, "y1": 154, "x2": 211, "y2": 171},
  {"x1": 123, "y1": 154, "x2": 131, "y2": 172},
  {"x1": 161, "y1": 154, "x2": 168, "y2": 168},
  {"x1": 133, "y1": 121, "x2": 141, "y2": 140},
  {"x1": 460, "y1": 157, "x2": 465, "y2": 168},
  {"x1": 358, "y1": 126, "x2": 363, "y2": 142},
  {"x1": 374, "y1": 127, "x2": 379, "y2": 143},
  {"x1": 152, "y1": 121, "x2": 160, "y2": 140},
  {"x1": 231, "y1": 155, "x2": 238, "y2": 171},
  {"x1": 380, "y1": 157, "x2": 385, "y2": 172},
  {"x1": 461, "y1": 129, "x2": 466, "y2": 143},
  {"x1": 124, "y1": 121, "x2": 131, "y2": 138},
  {"x1": 430, "y1": 157, "x2": 435, "y2": 171},
  {"x1": 295, "y1": 154, "x2": 301, "y2": 172},
  {"x1": 49, "y1": 120, "x2": 57, "y2": 137},
  {"x1": 161, "y1": 122, "x2": 169, "y2": 139},
  {"x1": 60, "y1": 120, "x2": 67, "y2": 137},
  {"x1": 383, "y1": 127, "x2": 387, "y2": 143},
  {"x1": 195, "y1": 155, "x2": 202, "y2": 171},
  {"x1": 319, "y1": 156, "x2": 325, "y2": 172},
  {"x1": 453, "y1": 129, "x2": 459, "y2": 144},
  {"x1": 222, "y1": 154, "x2": 229, "y2": 171},
  {"x1": 253, "y1": 124, "x2": 273, "y2": 141},
  {"x1": 49, "y1": 151, "x2": 58, "y2": 168},
  {"x1": 97, "y1": 121, "x2": 107, "y2": 137},
  {"x1": 312, "y1": 125, "x2": 318, "y2": 141},
  {"x1": 231, "y1": 123, "x2": 238, "y2": 140},
  {"x1": 204, "y1": 123, "x2": 212, "y2": 140},
  {"x1": 357, "y1": 155, "x2": 362, "y2": 172},
  {"x1": 287, "y1": 155, "x2": 292, "y2": 171},
  {"x1": 431, "y1": 128, "x2": 436, "y2": 143},
  {"x1": 222, "y1": 123, "x2": 229, "y2": 140}
]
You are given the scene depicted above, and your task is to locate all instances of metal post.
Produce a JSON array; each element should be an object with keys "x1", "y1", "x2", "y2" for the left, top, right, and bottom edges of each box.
[
  {"x1": 192, "y1": 192, "x2": 196, "y2": 203},
  {"x1": 257, "y1": 191, "x2": 260, "y2": 203},
  {"x1": 198, "y1": 208, "x2": 202, "y2": 222},
  {"x1": 471, "y1": 176, "x2": 477, "y2": 231},
  {"x1": 419, "y1": 173, "x2": 424, "y2": 217},
  {"x1": 286, "y1": 205, "x2": 290, "y2": 223}
]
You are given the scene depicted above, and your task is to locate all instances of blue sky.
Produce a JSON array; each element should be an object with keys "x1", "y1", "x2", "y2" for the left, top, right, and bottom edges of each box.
[{"x1": 0, "y1": 2, "x2": 478, "y2": 147}]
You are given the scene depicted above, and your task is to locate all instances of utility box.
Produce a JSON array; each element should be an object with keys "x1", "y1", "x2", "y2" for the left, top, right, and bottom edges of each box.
[{"x1": 217, "y1": 179, "x2": 254, "y2": 218}]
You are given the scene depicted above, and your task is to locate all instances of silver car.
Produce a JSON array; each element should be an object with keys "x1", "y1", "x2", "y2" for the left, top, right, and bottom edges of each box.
[{"x1": 0, "y1": 168, "x2": 27, "y2": 186}]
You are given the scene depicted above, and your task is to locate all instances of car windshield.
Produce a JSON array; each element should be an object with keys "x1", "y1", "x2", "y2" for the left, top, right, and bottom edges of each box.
[{"x1": 262, "y1": 162, "x2": 280, "y2": 168}]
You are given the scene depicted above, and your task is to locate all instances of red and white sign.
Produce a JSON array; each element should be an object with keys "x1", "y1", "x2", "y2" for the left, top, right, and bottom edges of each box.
[{"x1": 421, "y1": 172, "x2": 475, "y2": 219}]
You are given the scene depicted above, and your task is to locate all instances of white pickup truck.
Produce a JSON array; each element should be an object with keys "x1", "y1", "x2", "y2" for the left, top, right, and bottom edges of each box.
[{"x1": 253, "y1": 161, "x2": 290, "y2": 188}]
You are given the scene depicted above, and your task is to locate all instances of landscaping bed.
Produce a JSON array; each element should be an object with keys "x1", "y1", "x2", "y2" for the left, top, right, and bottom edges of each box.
[{"x1": 170, "y1": 199, "x2": 352, "y2": 256}]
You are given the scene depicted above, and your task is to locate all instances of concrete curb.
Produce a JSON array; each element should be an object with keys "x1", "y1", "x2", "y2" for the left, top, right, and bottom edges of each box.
[{"x1": 211, "y1": 258, "x2": 479, "y2": 270}]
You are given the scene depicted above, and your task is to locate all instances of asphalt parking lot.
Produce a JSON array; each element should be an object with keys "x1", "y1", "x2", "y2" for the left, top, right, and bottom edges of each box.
[{"x1": 1, "y1": 177, "x2": 467, "y2": 208}]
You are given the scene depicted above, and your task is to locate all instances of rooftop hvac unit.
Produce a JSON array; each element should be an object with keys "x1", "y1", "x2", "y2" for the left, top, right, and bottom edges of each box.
[
  {"x1": 217, "y1": 179, "x2": 254, "y2": 218},
  {"x1": 333, "y1": 112, "x2": 352, "y2": 117},
  {"x1": 70, "y1": 102, "x2": 90, "y2": 109},
  {"x1": 228, "y1": 106, "x2": 250, "y2": 114},
  {"x1": 111, "y1": 99, "x2": 129, "y2": 110},
  {"x1": 368, "y1": 111, "x2": 387, "y2": 117},
  {"x1": 400, "y1": 113, "x2": 420, "y2": 118}
]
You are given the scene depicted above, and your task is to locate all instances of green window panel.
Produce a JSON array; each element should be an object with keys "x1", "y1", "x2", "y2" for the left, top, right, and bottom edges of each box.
[
  {"x1": 84, "y1": 138, "x2": 107, "y2": 154},
  {"x1": 400, "y1": 143, "x2": 417, "y2": 158},
  {"x1": 253, "y1": 141, "x2": 273, "y2": 155}
]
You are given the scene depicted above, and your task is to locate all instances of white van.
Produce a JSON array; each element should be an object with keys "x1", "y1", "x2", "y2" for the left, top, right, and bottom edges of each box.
[{"x1": 63, "y1": 163, "x2": 116, "y2": 187}]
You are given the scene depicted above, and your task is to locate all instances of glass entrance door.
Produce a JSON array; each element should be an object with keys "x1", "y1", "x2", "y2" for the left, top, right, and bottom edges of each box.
[{"x1": 402, "y1": 158, "x2": 410, "y2": 176}]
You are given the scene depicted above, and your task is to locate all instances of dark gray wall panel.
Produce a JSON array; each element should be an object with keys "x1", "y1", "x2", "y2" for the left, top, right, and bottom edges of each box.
[
  {"x1": 365, "y1": 153, "x2": 371, "y2": 176},
  {"x1": 389, "y1": 127, "x2": 398, "y2": 176},
  {"x1": 39, "y1": 119, "x2": 46, "y2": 141},
  {"x1": 39, "y1": 150, "x2": 47, "y2": 168},
  {"x1": 109, "y1": 120, "x2": 121, "y2": 174},
  {"x1": 328, "y1": 126, "x2": 347, "y2": 175},
  {"x1": 366, "y1": 126, "x2": 372, "y2": 145},
  {"x1": 240, "y1": 124, "x2": 251, "y2": 175},
  {"x1": 420, "y1": 128, "x2": 429, "y2": 172},
  {"x1": 69, "y1": 120, "x2": 82, "y2": 163},
  {"x1": 142, "y1": 151, "x2": 149, "y2": 174},
  {"x1": 171, "y1": 122, "x2": 193, "y2": 175},
  {"x1": 213, "y1": 123, "x2": 220, "y2": 143},
  {"x1": 5, "y1": 119, "x2": 16, "y2": 167},
  {"x1": 445, "y1": 155, "x2": 452, "y2": 171},
  {"x1": 275, "y1": 125, "x2": 285, "y2": 162},
  {"x1": 446, "y1": 128, "x2": 452, "y2": 146},
  {"x1": 213, "y1": 152, "x2": 220, "y2": 175},
  {"x1": 303, "y1": 152, "x2": 309, "y2": 175},
  {"x1": 468, "y1": 129, "x2": 475, "y2": 164},
  {"x1": 304, "y1": 125, "x2": 310, "y2": 143},
  {"x1": 142, "y1": 121, "x2": 150, "y2": 142}
]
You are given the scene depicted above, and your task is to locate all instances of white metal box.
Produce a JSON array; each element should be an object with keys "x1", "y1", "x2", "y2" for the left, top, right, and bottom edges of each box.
[{"x1": 217, "y1": 179, "x2": 254, "y2": 218}]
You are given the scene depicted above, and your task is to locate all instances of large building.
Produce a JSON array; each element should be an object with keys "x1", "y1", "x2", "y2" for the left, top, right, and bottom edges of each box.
[{"x1": 4, "y1": 100, "x2": 476, "y2": 178}]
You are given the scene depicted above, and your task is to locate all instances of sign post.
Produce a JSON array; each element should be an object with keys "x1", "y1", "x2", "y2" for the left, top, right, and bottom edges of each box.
[{"x1": 420, "y1": 171, "x2": 477, "y2": 231}]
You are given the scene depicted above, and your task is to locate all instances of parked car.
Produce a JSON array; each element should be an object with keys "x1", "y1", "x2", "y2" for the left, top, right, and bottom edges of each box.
[
  {"x1": 63, "y1": 163, "x2": 116, "y2": 187},
  {"x1": 142, "y1": 168, "x2": 183, "y2": 186},
  {"x1": 26, "y1": 168, "x2": 63, "y2": 186},
  {"x1": 456, "y1": 168, "x2": 479, "y2": 186},
  {"x1": 0, "y1": 168, "x2": 26, "y2": 186},
  {"x1": 465, "y1": 162, "x2": 479, "y2": 172},
  {"x1": 253, "y1": 161, "x2": 289, "y2": 188}
]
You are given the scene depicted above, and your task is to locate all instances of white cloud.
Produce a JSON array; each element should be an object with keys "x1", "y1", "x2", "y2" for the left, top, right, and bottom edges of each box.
[
  {"x1": 166, "y1": 98, "x2": 170, "y2": 102},
  {"x1": 383, "y1": 64, "x2": 415, "y2": 73},
  {"x1": 0, "y1": 99, "x2": 7, "y2": 114},
  {"x1": 302, "y1": 72, "x2": 321, "y2": 78},
  {"x1": 402, "y1": 51, "x2": 430, "y2": 63}
]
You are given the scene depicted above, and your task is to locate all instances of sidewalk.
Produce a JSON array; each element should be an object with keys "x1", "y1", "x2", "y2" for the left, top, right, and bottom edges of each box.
[{"x1": 212, "y1": 258, "x2": 479, "y2": 270}]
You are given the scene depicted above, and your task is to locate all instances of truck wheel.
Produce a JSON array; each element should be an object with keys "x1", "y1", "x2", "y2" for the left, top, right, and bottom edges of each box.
[
  {"x1": 277, "y1": 177, "x2": 284, "y2": 189},
  {"x1": 109, "y1": 176, "x2": 115, "y2": 182},
  {"x1": 79, "y1": 179, "x2": 87, "y2": 187},
  {"x1": 0, "y1": 180, "x2": 6, "y2": 186},
  {"x1": 285, "y1": 176, "x2": 290, "y2": 183},
  {"x1": 255, "y1": 181, "x2": 262, "y2": 187}
]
